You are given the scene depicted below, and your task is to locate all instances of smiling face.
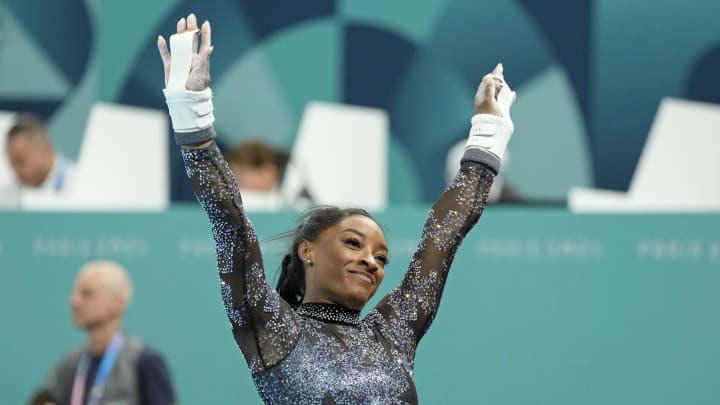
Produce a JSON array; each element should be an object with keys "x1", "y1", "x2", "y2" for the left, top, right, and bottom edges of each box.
[{"x1": 300, "y1": 215, "x2": 389, "y2": 310}]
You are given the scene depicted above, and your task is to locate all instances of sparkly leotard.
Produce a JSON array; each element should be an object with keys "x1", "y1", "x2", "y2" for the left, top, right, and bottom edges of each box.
[{"x1": 182, "y1": 142, "x2": 494, "y2": 404}]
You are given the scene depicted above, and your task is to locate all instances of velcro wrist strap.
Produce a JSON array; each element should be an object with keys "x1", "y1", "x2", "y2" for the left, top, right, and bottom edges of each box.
[
  {"x1": 466, "y1": 114, "x2": 513, "y2": 162},
  {"x1": 163, "y1": 88, "x2": 215, "y2": 133}
]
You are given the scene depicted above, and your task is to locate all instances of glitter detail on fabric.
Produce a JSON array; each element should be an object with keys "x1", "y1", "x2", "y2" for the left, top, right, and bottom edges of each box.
[
  {"x1": 221, "y1": 281, "x2": 247, "y2": 327},
  {"x1": 297, "y1": 303, "x2": 361, "y2": 326},
  {"x1": 182, "y1": 142, "x2": 494, "y2": 404}
]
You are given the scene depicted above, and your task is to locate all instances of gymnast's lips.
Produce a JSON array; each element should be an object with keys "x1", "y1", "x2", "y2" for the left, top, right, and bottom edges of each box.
[{"x1": 348, "y1": 270, "x2": 375, "y2": 284}]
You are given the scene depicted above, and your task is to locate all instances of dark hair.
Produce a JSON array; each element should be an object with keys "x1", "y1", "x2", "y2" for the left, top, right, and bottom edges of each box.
[
  {"x1": 6, "y1": 113, "x2": 47, "y2": 141},
  {"x1": 225, "y1": 139, "x2": 289, "y2": 170},
  {"x1": 276, "y1": 206, "x2": 377, "y2": 309}
]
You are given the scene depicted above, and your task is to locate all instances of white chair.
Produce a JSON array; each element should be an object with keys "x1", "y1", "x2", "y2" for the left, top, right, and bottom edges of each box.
[
  {"x1": 281, "y1": 102, "x2": 389, "y2": 211},
  {"x1": 569, "y1": 98, "x2": 720, "y2": 212},
  {"x1": 21, "y1": 103, "x2": 169, "y2": 211}
]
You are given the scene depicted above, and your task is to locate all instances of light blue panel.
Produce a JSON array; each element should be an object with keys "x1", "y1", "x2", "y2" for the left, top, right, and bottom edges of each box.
[
  {"x1": 388, "y1": 134, "x2": 421, "y2": 204},
  {"x1": 387, "y1": 52, "x2": 474, "y2": 200},
  {"x1": 389, "y1": 52, "x2": 473, "y2": 150},
  {"x1": 39, "y1": 0, "x2": 100, "y2": 159},
  {"x1": 263, "y1": 20, "x2": 342, "y2": 122},
  {"x1": 213, "y1": 48, "x2": 295, "y2": 148},
  {"x1": 97, "y1": 0, "x2": 181, "y2": 100},
  {"x1": 46, "y1": 62, "x2": 96, "y2": 160},
  {"x1": 0, "y1": 6, "x2": 70, "y2": 98},
  {"x1": 505, "y1": 65, "x2": 592, "y2": 200},
  {"x1": 413, "y1": 210, "x2": 720, "y2": 405},
  {"x1": 339, "y1": 0, "x2": 452, "y2": 42},
  {"x1": 425, "y1": 0, "x2": 553, "y2": 86},
  {"x1": 595, "y1": 0, "x2": 720, "y2": 106}
]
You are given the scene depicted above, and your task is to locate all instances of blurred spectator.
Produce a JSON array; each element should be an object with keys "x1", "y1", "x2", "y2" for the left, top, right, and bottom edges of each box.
[
  {"x1": 224, "y1": 139, "x2": 292, "y2": 210},
  {"x1": 33, "y1": 260, "x2": 177, "y2": 405},
  {"x1": 2, "y1": 114, "x2": 75, "y2": 206}
]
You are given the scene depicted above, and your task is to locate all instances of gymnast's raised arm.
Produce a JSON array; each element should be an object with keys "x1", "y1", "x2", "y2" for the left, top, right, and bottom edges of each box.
[{"x1": 157, "y1": 13, "x2": 300, "y2": 372}]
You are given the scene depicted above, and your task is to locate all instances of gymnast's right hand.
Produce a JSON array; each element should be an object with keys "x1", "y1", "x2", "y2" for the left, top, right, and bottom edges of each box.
[
  {"x1": 157, "y1": 13, "x2": 213, "y2": 91},
  {"x1": 157, "y1": 13, "x2": 216, "y2": 139}
]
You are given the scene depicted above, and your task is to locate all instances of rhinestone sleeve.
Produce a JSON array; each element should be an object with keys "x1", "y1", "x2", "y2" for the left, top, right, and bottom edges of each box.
[
  {"x1": 368, "y1": 161, "x2": 494, "y2": 355},
  {"x1": 181, "y1": 142, "x2": 300, "y2": 372}
]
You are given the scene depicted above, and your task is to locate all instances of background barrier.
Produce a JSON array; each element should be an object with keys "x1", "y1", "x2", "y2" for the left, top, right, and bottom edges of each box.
[{"x1": 2, "y1": 207, "x2": 718, "y2": 404}]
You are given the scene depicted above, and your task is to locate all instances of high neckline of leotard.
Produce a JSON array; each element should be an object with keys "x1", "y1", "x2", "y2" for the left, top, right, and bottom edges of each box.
[{"x1": 296, "y1": 303, "x2": 361, "y2": 326}]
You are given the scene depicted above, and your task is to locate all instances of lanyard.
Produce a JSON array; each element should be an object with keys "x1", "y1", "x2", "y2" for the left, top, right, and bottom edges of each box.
[
  {"x1": 70, "y1": 331, "x2": 125, "y2": 405},
  {"x1": 53, "y1": 157, "x2": 67, "y2": 192}
]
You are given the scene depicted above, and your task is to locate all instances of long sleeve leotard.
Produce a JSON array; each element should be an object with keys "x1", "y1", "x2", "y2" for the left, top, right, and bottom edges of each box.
[{"x1": 182, "y1": 140, "x2": 494, "y2": 404}]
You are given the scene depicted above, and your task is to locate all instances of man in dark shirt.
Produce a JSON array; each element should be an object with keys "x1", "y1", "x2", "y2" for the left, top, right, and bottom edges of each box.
[{"x1": 32, "y1": 260, "x2": 176, "y2": 405}]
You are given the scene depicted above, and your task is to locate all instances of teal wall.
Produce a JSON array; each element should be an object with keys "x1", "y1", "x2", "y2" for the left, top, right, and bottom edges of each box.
[{"x1": 2, "y1": 208, "x2": 719, "y2": 404}]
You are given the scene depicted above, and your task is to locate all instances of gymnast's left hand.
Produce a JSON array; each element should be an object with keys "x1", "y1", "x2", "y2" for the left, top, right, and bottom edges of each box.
[
  {"x1": 157, "y1": 13, "x2": 213, "y2": 91},
  {"x1": 474, "y1": 63, "x2": 517, "y2": 118}
]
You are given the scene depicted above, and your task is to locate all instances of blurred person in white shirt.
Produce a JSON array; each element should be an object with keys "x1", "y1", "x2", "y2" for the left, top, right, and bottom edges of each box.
[{"x1": 1, "y1": 114, "x2": 75, "y2": 207}]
